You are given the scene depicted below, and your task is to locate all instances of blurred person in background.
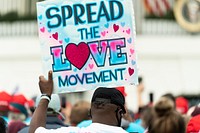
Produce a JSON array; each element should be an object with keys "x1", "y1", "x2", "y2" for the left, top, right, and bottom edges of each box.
[
  {"x1": 162, "y1": 93, "x2": 176, "y2": 108},
  {"x1": 70, "y1": 101, "x2": 91, "y2": 126},
  {"x1": 60, "y1": 96, "x2": 72, "y2": 125},
  {"x1": 175, "y1": 96, "x2": 190, "y2": 129},
  {"x1": 148, "y1": 97, "x2": 185, "y2": 133},
  {"x1": 128, "y1": 76, "x2": 153, "y2": 132},
  {"x1": 8, "y1": 94, "x2": 28, "y2": 122},
  {"x1": 191, "y1": 104, "x2": 200, "y2": 117},
  {"x1": 140, "y1": 106, "x2": 154, "y2": 130},
  {"x1": 159, "y1": 93, "x2": 191, "y2": 132},
  {"x1": 135, "y1": 76, "x2": 150, "y2": 126},
  {"x1": 186, "y1": 114, "x2": 200, "y2": 133},
  {"x1": 19, "y1": 94, "x2": 67, "y2": 133},
  {"x1": 7, "y1": 120, "x2": 27, "y2": 133},
  {"x1": 0, "y1": 91, "x2": 12, "y2": 123},
  {"x1": 24, "y1": 98, "x2": 36, "y2": 125},
  {"x1": 137, "y1": 77, "x2": 145, "y2": 108},
  {"x1": 187, "y1": 103, "x2": 200, "y2": 117},
  {"x1": 27, "y1": 99, "x2": 35, "y2": 116},
  {"x1": 61, "y1": 100, "x2": 72, "y2": 125},
  {"x1": 176, "y1": 96, "x2": 189, "y2": 115},
  {"x1": 124, "y1": 108, "x2": 145, "y2": 133},
  {"x1": 185, "y1": 102, "x2": 200, "y2": 132},
  {"x1": 0, "y1": 117, "x2": 7, "y2": 133}
]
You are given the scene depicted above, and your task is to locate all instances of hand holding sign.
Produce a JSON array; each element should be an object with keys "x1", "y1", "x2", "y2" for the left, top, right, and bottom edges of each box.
[{"x1": 39, "y1": 71, "x2": 53, "y2": 96}]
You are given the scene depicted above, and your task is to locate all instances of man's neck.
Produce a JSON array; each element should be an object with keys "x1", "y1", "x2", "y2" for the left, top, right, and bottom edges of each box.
[{"x1": 92, "y1": 116, "x2": 118, "y2": 127}]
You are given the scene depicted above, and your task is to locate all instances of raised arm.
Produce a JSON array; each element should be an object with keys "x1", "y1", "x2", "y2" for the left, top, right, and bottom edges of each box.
[
  {"x1": 29, "y1": 71, "x2": 53, "y2": 133},
  {"x1": 137, "y1": 80, "x2": 144, "y2": 108}
]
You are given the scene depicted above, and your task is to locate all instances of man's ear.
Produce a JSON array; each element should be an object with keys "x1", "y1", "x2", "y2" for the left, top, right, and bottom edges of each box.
[
  {"x1": 119, "y1": 109, "x2": 123, "y2": 115},
  {"x1": 116, "y1": 107, "x2": 123, "y2": 115}
]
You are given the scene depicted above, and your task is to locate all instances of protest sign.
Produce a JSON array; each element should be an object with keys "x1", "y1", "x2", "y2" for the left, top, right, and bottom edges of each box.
[{"x1": 37, "y1": 0, "x2": 138, "y2": 93}]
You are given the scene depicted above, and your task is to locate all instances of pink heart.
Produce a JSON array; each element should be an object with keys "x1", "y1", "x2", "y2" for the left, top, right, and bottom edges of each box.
[
  {"x1": 59, "y1": 40, "x2": 63, "y2": 44},
  {"x1": 65, "y1": 42, "x2": 90, "y2": 70},
  {"x1": 40, "y1": 27, "x2": 45, "y2": 33},
  {"x1": 89, "y1": 64, "x2": 94, "y2": 69},
  {"x1": 113, "y1": 24, "x2": 119, "y2": 32},
  {"x1": 130, "y1": 49, "x2": 134, "y2": 54},
  {"x1": 126, "y1": 28, "x2": 131, "y2": 34},
  {"x1": 101, "y1": 31, "x2": 106, "y2": 37},
  {"x1": 52, "y1": 32, "x2": 58, "y2": 40},
  {"x1": 128, "y1": 67, "x2": 134, "y2": 76}
]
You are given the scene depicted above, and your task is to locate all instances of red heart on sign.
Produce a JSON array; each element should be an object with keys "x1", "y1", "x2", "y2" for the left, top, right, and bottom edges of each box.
[
  {"x1": 128, "y1": 67, "x2": 134, "y2": 76},
  {"x1": 40, "y1": 27, "x2": 45, "y2": 33},
  {"x1": 65, "y1": 42, "x2": 90, "y2": 70},
  {"x1": 52, "y1": 32, "x2": 58, "y2": 40},
  {"x1": 113, "y1": 24, "x2": 119, "y2": 32}
]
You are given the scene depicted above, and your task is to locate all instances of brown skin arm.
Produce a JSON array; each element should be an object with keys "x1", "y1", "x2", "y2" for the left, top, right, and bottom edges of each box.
[
  {"x1": 137, "y1": 82, "x2": 144, "y2": 108},
  {"x1": 29, "y1": 71, "x2": 53, "y2": 133}
]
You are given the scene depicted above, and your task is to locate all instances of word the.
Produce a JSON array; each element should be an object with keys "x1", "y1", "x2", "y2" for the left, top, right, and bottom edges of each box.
[{"x1": 77, "y1": 26, "x2": 100, "y2": 40}]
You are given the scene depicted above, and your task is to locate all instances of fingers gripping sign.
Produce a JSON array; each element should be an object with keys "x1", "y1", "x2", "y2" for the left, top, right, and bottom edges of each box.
[{"x1": 39, "y1": 71, "x2": 53, "y2": 96}]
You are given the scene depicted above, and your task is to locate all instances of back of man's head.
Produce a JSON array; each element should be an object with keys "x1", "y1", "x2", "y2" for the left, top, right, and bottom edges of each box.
[
  {"x1": 91, "y1": 87, "x2": 126, "y2": 126},
  {"x1": 91, "y1": 87, "x2": 126, "y2": 112}
]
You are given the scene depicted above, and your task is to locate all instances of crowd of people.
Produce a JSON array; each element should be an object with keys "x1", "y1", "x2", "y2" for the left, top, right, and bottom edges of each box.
[{"x1": 0, "y1": 71, "x2": 200, "y2": 133}]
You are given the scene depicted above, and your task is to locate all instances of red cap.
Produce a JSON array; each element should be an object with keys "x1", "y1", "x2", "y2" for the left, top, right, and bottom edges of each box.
[
  {"x1": 27, "y1": 99, "x2": 35, "y2": 108},
  {"x1": 116, "y1": 86, "x2": 127, "y2": 97},
  {"x1": 176, "y1": 97, "x2": 189, "y2": 114},
  {"x1": 10, "y1": 94, "x2": 27, "y2": 105},
  {"x1": 186, "y1": 114, "x2": 200, "y2": 133},
  {"x1": 9, "y1": 94, "x2": 28, "y2": 117},
  {"x1": 0, "y1": 91, "x2": 12, "y2": 111}
]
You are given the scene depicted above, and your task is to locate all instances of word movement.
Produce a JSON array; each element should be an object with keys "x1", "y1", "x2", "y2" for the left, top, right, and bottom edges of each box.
[{"x1": 58, "y1": 68, "x2": 126, "y2": 87}]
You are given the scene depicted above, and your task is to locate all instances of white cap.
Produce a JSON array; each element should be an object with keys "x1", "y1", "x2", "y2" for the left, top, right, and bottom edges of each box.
[{"x1": 35, "y1": 94, "x2": 61, "y2": 113}]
